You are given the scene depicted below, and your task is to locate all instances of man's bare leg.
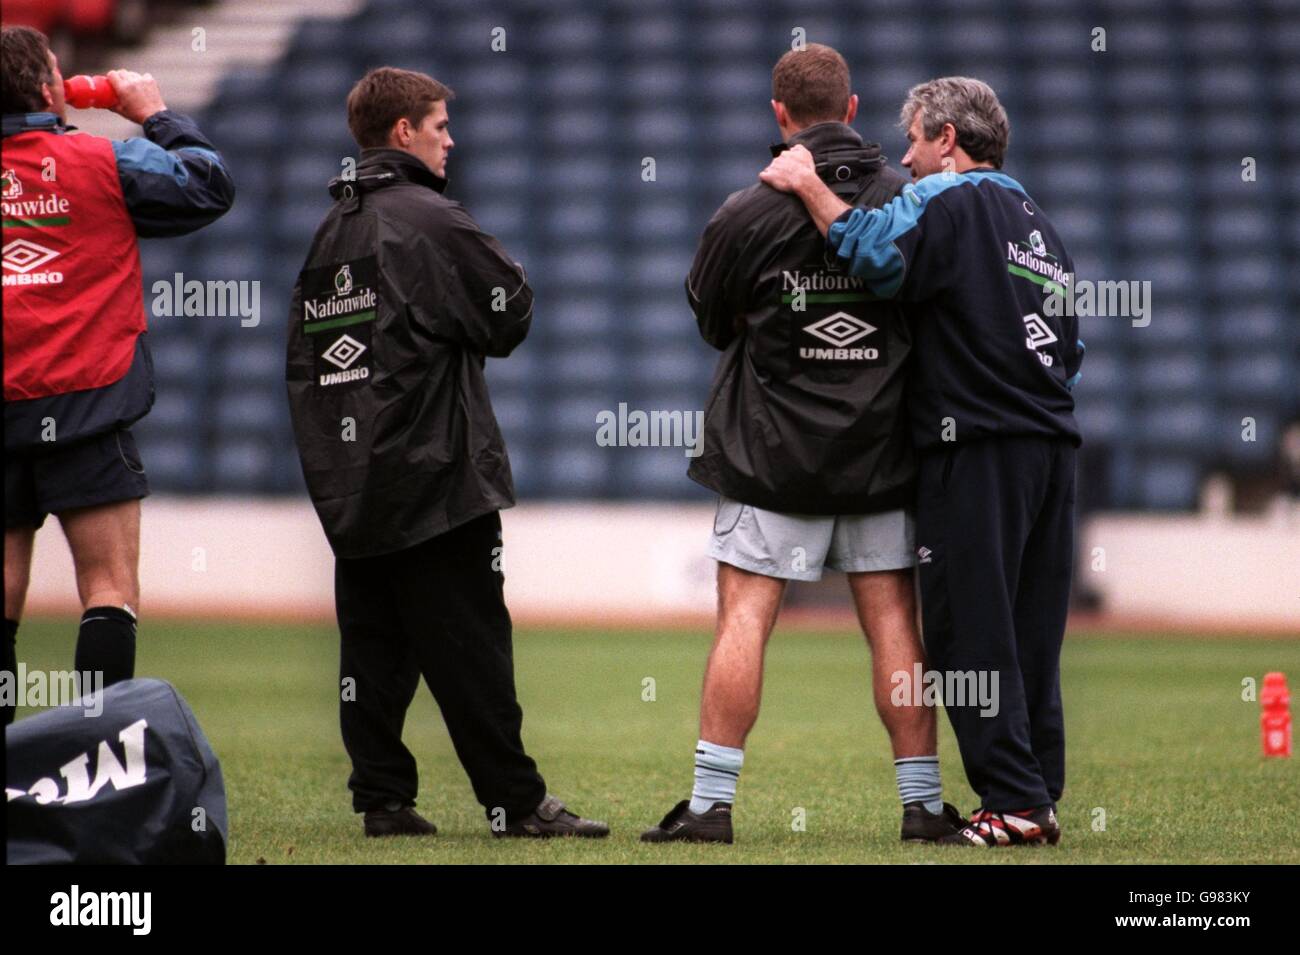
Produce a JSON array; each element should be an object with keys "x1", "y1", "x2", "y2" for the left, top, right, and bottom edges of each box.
[
  {"x1": 5, "y1": 527, "x2": 35, "y2": 622},
  {"x1": 58, "y1": 499, "x2": 141, "y2": 612},
  {"x1": 3, "y1": 527, "x2": 35, "y2": 725},
  {"x1": 849, "y1": 569, "x2": 958, "y2": 835},
  {"x1": 678, "y1": 562, "x2": 787, "y2": 815},
  {"x1": 699, "y1": 562, "x2": 787, "y2": 747},
  {"x1": 847, "y1": 569, "x2": 935, "y2": 758},
  {"x1": 58, "y1": 499, "x2": 141, "y2": 686}
]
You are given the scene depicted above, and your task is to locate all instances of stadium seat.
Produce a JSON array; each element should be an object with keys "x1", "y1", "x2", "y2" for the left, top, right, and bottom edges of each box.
[
  {"x1": 1137, "y1": 458, "x2": 1201, "y2": 510},
  {"x1": 540, "y1": 445, "x2": 611, "y2": 496},
  {"x1": 616, "y1": 445, "x2": 705, "y2": 498},
  {"x1": 491, "y1": 394, "x2": 534, "y2": 434},
  {"x1": 1218, "y1": 409, "x2": 1280, "y2": 466},
  {"x1": 149, "y1": 339, "x2": 205, "y2": 388},
  {"x1": 614, "y1": 15, "x2": 685, "y2": 57},
  {"x1": 543, "y1": 200, "x2": 614, "y2": 240},
  {"x1": 627, "y1": 347, "x2": 710, "y2": 388},
  {"x1": 1127, "y1": 304, "x2": 1200, "y2": 350},
  {"x1": 139, "y1": 438, "x2": 206, "y2": 492},
  {"x1": 1074, "y1": 396, "x2": 1127, "y2": 444},
  {"x1": 550, "y1": 348, "x2": 623, "y2": 389},
  {"x1": 139, "y1": 390, "x2": 204, "y2": 435},
  {"x1": 631, "y1": 199, "x2": 693, "y2": 242},
  {"x1": 693, "y1": 16, "x2": 766, "y2": 57},
  {"x1": 485, "y1": 349, "x2": 539, "y2": 390},
  {"x1": 1218, "y1": 352, "x2": 1289, "y2": 401},
  {"x1": 213, "y1": 439, "x2": 277, "y2": 491},
  {"x1": 1213, "y1": 304, "x2": 1286, "y2": 349}
]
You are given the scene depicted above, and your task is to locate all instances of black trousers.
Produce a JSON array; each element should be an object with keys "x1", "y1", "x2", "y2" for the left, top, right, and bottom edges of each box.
[
  {"x1": 334, "y1": 511, "x2": 546, "y2": 822},
  {"x1": 916, "y1": 436, "x2": 1075, "y2": 812}
]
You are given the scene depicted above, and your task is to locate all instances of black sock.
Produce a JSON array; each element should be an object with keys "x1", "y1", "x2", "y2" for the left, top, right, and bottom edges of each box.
[
  {"x1": 74, "y1": 606, "x2": 137, "y2": 687},
  {"x1": 3, "y1": 618, "x2": 16, "y2": 727}
]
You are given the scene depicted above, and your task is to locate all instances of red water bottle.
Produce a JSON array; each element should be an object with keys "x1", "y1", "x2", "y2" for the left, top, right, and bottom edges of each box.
[
  {"x1": 1261, "y1": 672, "x2": 1291, "y2": 758},
  {"x1": 64, "y1": 74, "x2": 118, "y2": 110}
]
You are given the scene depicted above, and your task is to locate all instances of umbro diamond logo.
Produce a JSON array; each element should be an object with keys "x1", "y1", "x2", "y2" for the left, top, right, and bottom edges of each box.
[
  {"x1": 321, "y1": 333, "x2": 366, "y2": 370},
  {"x1": 2, "y1": 238, "x2": 58, "y2": 273},
  {"x1": 804, "y1": 311, "x2": 876, "y2": 348},
  {"x1": 917, "y1": 546, "x2": 933, "y2": 564},
  {"x1": 1023, "y1": 313, "x2": 1058, "y2": 351}
]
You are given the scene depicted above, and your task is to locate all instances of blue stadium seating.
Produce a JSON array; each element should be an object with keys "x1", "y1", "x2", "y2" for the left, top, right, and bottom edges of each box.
[{"x1": 130, "y1": 0, "x2": 1297, "y2": 511}]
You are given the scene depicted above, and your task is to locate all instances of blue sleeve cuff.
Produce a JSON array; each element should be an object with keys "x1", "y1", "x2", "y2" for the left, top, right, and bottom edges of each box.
[{"x1": 1066, "y1": 339, "x2": 1085, "y2": 390}]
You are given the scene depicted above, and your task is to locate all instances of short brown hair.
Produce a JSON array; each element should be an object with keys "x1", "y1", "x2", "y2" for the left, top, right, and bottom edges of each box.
[
  {"x1": 1, "y1": 25, "x2": 54, "y2": 115},
  {"x1": 900, "y1": 77, "x2": 1010, "y2": 169},
  {"x1": 771, "y1": 43, "x2": 850, "y2": 126},
  {"x1": 346, "y1": 67, "x2": 454, "y2": 149}
]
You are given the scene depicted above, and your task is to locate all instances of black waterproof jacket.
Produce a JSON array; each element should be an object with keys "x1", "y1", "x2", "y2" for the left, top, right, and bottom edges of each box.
[
  {"x1": 685, "y1": 122, "x2": 914, "y2": 515},
  {"x1": 286, "y1": 149, "x2": 531, "y2": 558}
]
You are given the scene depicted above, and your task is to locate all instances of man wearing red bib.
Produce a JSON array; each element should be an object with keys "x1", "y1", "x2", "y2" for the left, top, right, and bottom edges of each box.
[{"x1": 2, "y1": 26, "x2": 234, "y2": 724}]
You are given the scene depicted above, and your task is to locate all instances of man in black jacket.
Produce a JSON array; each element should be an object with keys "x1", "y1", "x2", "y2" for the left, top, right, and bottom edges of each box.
[
  {"x1": 286, "y1": 67, "x2": 606, "y2": 839},
  {"x1": 642, "y1": 45, "x2": 962, "y2": 845}
]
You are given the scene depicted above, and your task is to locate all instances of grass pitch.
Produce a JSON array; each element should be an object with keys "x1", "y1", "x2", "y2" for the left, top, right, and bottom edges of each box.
[{"x1": 12, "y1": 618, "x2": 1299, "y2": 864}]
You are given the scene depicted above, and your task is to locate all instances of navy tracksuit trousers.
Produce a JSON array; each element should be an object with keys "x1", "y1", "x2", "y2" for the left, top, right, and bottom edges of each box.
[
  {"x1": 334, "y1": 512, "x2": 547, "y2": 822},
  {"x1": 916, "y1": 436, "x2": 1076, "y2": 812}
]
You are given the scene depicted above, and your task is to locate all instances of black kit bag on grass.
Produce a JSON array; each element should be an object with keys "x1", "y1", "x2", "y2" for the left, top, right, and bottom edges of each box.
[{"x1": 5, "y1": 678, "x2": 227, "y2": 864}]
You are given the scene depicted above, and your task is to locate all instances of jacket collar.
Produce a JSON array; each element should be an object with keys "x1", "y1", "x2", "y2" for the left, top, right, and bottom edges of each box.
[
  {"x1": 774, "y1": 122, "x2": 886, "y2": 186},
  {"x1": 787, "y1": 121, "x2": 868, "y2": 156},
  {"x1": 2, "y1": 112, "x2": 66, "y2": 139},
  {"x1": 328, "y1": 147, "x2": 447, "y2": 198}
]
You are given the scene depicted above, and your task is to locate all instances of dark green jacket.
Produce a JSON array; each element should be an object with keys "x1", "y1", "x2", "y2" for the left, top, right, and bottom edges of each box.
[
  {"x1": 686, "y1": 122, "x2": 914, "y2": 514},
  {"x1": 286, "y1": 149, "x2": 530, "y2": 558}
]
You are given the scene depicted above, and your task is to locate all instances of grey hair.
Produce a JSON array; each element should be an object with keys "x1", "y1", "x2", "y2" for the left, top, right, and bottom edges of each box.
[{"x1": 899, "y1": 76, "x2": 1010, "y2": 169}]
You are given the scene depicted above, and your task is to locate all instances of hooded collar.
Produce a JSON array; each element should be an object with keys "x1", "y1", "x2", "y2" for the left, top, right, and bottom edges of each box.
[
  {"x1": 787, "y1": 121, "x2": 868, "y2": 155},
  {"x1": 2, "y1": 112, "x2": 66, "y2": 139},
  {"x1": 328, "y1": 147, "x2": 447, "y2": 199},
  {"x1": 773, "y1": 122, "x2": 886, "y2": 186}
]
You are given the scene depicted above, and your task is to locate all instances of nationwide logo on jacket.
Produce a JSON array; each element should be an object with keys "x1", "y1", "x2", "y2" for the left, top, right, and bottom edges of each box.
[
  {"x1": 1, "y1": 168, "x2": 72, "y2": 228},
  {"x1": 1006, "y1": 231, "x2": 1071, "y2": 296},
  {"x1": 782, "y1": 267, "x2": 886, "y2": 366},
  {"x1": 300, "y1": 257, "x2": 378, "y2": 388}
]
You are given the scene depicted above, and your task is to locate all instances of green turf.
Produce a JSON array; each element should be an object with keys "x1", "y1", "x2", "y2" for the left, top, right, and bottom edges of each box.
[{"x1": 12, "y1": 618, "x2": 1300, "y2": 864}]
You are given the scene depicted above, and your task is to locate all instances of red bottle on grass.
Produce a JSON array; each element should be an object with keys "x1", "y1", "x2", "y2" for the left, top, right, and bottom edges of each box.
[{"x1": 1261, "y1": 672, "x2": 1291, "y2": 758}]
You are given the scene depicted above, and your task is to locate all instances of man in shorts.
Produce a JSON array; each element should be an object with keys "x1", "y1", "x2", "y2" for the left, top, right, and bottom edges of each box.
[
  {"x1": 641, "y1": 44, "x2": 962, "y2": 844},
  {"x1": 2, "y1": 26, "x2": 234, "y2": 724}
]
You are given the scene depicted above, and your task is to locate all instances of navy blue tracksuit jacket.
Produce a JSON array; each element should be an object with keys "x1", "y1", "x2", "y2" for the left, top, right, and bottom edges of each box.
[{"x1": 828, "y1": 168, "x2": 1084, "y2": 811}]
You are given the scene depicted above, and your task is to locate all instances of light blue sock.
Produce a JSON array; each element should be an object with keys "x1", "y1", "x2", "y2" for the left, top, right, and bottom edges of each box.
[
  {"x1": 895, "y1": 755, "x2": 943, "y2": 814},
  {"x1": 690, "y1": 740, "x2": 744, "y2": 814}
]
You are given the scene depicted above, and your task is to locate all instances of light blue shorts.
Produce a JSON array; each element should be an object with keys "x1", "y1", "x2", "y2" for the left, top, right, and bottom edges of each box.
[{"x1": 707, "y1": 496, "x2": 916, "y2": 581}]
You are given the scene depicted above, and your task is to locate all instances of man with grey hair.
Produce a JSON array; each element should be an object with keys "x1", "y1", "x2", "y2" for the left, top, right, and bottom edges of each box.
[{"x1": 761, "y1": 76, "x2": 1085, "y2": 847}]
